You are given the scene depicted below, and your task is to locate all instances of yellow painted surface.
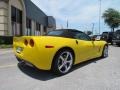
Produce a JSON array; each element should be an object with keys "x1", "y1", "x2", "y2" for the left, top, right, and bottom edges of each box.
[{"x1": 13, "y1": 36, "x2": 107, "y2": 70}]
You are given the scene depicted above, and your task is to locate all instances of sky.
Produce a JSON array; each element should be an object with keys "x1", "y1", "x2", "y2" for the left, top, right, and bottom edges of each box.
[{"x1": 31, "y1": 0, "x2": 120, "y2": 34}]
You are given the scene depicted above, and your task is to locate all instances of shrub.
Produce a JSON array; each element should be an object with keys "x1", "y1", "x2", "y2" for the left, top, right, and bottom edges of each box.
[{"x1": 0, "y1": 36, "x2": 13, "y2": 45}]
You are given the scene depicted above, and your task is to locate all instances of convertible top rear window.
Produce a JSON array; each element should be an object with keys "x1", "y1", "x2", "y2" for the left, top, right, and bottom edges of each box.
[
  {"x1": 47, "y1": 30, "x2": 64, "y2": 36},
  {"x1": 46, "y1": 30, "x2": 75, "y2": 38}
]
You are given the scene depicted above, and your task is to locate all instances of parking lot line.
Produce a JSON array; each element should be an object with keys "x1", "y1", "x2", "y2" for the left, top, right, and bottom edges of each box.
[
  {"x1": 0, "y1": 64, "x2": 17, "y2": 69},
  {"x1": 0, "y1": 51, "x2": 13, "y2": 55}
]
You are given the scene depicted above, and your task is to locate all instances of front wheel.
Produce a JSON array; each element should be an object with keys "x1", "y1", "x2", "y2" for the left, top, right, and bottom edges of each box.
[
  {"x1": 101, "y1": 45, "x2": 108, "y2": 58},
  {"x1": 52, "y1": 49, "x2": 74, "y2": 75}
]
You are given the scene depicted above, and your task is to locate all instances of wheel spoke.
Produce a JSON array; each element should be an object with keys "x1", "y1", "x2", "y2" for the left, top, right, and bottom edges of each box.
[
  {"x1": 65, "y1": 52, "x2": 70, "y2": 61},
  {"x1": 66, "y1": 60, "x2": 72, "y2": 64},
  {"x1": 59, "y1": 63, "x2": 65, "y2": 70},
  {"x1": 60, "y1": 56, "x2": 65, "y2": 62},
  {"x1": 64, "y1": 65, "x2": 68, "y2": 71}
]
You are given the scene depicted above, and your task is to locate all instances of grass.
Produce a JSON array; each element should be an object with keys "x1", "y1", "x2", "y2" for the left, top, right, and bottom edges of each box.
[{"x1": 0, "y1": 44, "x2": 13, "y2": 49}]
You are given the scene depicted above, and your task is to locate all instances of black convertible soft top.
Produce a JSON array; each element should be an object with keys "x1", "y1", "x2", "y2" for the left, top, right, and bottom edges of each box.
[{"x1": 46, "y1": 29, "x2": 83, "y2": 39}]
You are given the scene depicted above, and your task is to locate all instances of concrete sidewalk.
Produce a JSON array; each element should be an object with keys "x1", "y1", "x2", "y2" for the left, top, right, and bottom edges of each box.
[{"x1": 0, "y1": 48, "x2": 13, "y2": 55}]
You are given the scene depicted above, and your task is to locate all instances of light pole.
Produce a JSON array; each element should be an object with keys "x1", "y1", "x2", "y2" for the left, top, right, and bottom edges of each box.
[
  {"x1": 92, "y1": 23, "x2": 95, "y2": 35},
  {"x1": 67, "y1": 19, "x2": 68, "y2": 29},
  {"x1": 99, "y1": 0, "x2": 101, "y2": 35}
]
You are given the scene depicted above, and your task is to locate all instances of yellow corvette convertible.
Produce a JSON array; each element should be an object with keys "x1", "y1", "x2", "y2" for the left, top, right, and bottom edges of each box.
[{"x1": 13, "y1": 29, "x2": 108, "y2": 75}]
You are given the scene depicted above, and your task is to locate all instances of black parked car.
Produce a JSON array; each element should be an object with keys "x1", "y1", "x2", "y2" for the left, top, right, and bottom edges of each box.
[
  {"x1": 101, "y1": 32, "x2": 114, "y2": 44},
  {"x1": 91, "y1": 35, "x2": 102, "y2": 41},
  {"x1": 112, "y1": 30, "x2": 120, "y2": 46}
]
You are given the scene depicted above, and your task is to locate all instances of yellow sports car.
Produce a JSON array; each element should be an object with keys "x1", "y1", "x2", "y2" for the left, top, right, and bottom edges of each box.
[{"x1": 13, "y1": 29, "x2": 108, "y2": 75}]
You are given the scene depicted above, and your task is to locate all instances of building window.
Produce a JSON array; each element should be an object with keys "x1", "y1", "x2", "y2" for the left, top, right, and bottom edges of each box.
[
  {"x1": 11, "y1": 6, "x2": 22, "y2": 36},
  {"x1": 36, "y1": 23, "x2": 41, "y2": 31},
  {"x1": 35, "y1": 22, "x2": 41, "y2": 35},
  {"x1": 43, "y1": 26, "x2": 47, "y2": 35},
  {"x1": 26, "y1": 18, "x2": 31, "y2": 35}
]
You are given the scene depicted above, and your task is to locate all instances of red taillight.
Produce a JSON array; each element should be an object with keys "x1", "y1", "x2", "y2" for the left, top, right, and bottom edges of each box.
[
  {"x1": 24, "y1": 39, "x2": 28, "y2": 46},
  {"x1": 29, "y1": 39, "x2": 34, "y2": 47}
]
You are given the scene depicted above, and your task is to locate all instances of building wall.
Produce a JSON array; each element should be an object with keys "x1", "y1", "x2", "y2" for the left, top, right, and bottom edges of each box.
[
  {"x1": 0, "y1": 1, "x2": 8, "y2": 36},
  {"x1": 40, "y1": 25, "x2": 44, "y2": 35},
  {"x1": 31, "y1": 20, "x2": 44, "y2": 36},
  {"x1": 10, "y1": 0, "x2": 23, "y2": 10},
  {"x1": 0, "y1": 0, "x2": 55, "y2": 36},
  {"x1": 31, "y1": 20, "x2": 35, "y2": 35},
  {"x1": 24, "y1": 0, "x2": 47, "y2": 27},
  {"x1": 8, "y1": 0, "x2": 26, "y2": 36}
]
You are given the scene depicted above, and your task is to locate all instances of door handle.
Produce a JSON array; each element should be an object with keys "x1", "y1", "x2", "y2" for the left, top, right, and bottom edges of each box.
[{"x1": 76, "y1": 40, "x2": 78, "y2": 44}]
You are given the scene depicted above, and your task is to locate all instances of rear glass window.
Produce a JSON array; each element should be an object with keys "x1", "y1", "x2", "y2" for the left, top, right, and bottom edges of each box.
[{"x1": 47, "y1": 30, "x2": 64, "y2": 36}]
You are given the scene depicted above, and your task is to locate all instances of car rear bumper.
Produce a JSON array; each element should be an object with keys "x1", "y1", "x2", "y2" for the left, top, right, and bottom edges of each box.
[
  {"x1": 16, "y1": 56, "x2": 35, "y2": 67},
  {"x1": 13, "y1": 46, "x2": 54, "y2": 70}
]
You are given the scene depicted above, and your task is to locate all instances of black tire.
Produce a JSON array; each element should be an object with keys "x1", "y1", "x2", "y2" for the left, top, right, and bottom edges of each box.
[
  {"x1": 101, "y1": 45, "x2": 108, "y2": 58},
  {"x1": 52, "y1": 49, "x2": 74, "y2": 75},
  {"x1": 116, "y1": 43, "x2": 120, "y2": 47}
]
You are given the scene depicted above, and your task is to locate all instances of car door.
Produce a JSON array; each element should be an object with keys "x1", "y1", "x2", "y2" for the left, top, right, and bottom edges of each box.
[
  {"x1": 74, "y1": 32, "x2": 95, "y2": 63},
  {"x1": 92, "y1": 40, "x2": 102, "y2": 57}
]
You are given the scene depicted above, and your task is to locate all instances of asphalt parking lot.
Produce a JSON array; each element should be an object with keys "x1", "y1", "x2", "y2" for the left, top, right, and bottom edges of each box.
[{"x1": 0, "y1": 46, "x2": 120, "y2": 90}]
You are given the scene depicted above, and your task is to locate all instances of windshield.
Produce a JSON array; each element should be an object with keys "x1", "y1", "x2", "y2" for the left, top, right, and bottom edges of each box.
[
  {"x1": 102, "y1": 32, "x2": 108, "y2": 36},
  {"x1": 116, "y1": 30, "x2": 120, "y2": 34}
]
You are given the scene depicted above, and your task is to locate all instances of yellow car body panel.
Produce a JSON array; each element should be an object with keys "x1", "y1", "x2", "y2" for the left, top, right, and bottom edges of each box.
[{"x1": 13, "y1": 36, "x2": 107, "y2": 70}]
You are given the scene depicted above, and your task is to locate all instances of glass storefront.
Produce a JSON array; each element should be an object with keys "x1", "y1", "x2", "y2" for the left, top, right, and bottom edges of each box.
[
  {"x1": 11, "y1": 6, "x2": 22, "y2": 36},
  {"x1": 26, "y1": 18, "x2": 31, "y2": 36},
  {"x1": 35, "y1": 22, "x2": 41, "y2": 36}
]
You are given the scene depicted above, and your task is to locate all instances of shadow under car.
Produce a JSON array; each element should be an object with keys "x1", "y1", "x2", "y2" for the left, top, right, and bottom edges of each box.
[{"x1": 17, "y1": 57, "x2": 104, "y2": 81}]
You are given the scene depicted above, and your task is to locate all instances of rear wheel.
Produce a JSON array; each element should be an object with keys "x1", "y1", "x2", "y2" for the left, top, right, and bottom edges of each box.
[
  {"x1": 52, "y1": 49, "x2": 74, "y2": 75},
  {"x1": 101, "y1": 45, "x2": 108, "y2": 58}
]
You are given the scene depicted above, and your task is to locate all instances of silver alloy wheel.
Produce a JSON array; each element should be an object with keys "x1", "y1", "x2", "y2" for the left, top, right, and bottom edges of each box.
[
  {"x1": 57, "y1": 51, "x2": 73, "y2": 74},
  {"x1": 103, "y1": 46, "x2": 108, "y2": 57}
]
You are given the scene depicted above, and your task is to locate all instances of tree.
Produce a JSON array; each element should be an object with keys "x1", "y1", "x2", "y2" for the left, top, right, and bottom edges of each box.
[{"x1": 102, "y1": 8, "x2": 120, "y2": 32}]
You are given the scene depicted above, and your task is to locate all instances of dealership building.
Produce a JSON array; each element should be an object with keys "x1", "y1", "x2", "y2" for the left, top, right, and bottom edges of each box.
[{"x1": 0, "y1": 0, "x2": 56, "y2": 36}]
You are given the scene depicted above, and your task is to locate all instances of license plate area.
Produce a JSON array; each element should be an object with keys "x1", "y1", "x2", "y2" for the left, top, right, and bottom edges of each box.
[{"x1": 16, "y1": 47, "x2": 23, "y2": 53}]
